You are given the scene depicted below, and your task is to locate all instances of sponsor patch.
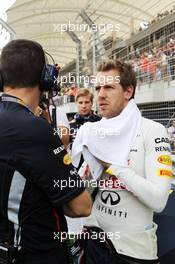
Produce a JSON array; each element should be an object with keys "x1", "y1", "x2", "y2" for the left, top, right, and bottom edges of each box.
[
  {"x1": 155, "y1": 137, "x2": 169, "y2": 144},
  {"x1": 130, "y1": 149, "x2": 138, "y2": 152},
  {"x1": 63, "y1": 154, "x2": 72, "y2": 165},
  {"x1": 53, "y1": 145, "x2": 64, "y2": 155},
  {"x1": 158, "y1": 169, "x2": 173, "y2": 178},
  {"x1": 155, "y1": 146, "x2": 171, "y2": 152},
  {"x1": 157, "y1": 155, "x2": 172, "y2": 166}
]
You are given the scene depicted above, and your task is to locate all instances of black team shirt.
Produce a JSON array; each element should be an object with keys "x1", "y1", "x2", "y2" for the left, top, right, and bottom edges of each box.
[{"x1": 0, "y1": 94, "x2": 85, "y2": 259}]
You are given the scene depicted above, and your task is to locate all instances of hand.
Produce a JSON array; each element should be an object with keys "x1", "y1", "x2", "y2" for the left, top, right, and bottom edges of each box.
[{"x1": 108, "y1": 164, "x2": 130, "y2": 177}]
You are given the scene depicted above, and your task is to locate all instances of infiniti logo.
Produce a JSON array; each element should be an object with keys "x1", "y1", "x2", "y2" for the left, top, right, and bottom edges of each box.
[{"x1": 101, "y1": 191, "x2": 120, "y2": 206}]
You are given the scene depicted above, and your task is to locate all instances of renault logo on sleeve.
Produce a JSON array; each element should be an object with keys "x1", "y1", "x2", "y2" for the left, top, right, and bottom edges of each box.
[{"x1": 100, "y1": 190, "x2": 120, "y2": 206}]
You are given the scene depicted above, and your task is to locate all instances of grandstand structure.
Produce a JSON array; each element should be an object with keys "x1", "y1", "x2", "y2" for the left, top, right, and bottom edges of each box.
[
  {"x1": 3, "y1": 0, "x2": 175, "y2": 128},
  {"x1": 0, "y1": 18, "x2": 15, "y2": 52},
  {"x1": 61, "y1": 11, "x2": 175, "y2": 127}
]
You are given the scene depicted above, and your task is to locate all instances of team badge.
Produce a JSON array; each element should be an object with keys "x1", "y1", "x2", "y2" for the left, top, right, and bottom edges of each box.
[
  {"x1": 157, "y1": 155, "x2": 172, "y2": 166},
  {"x1": 158, "y1": 169, "x2": 173, "y2": 178}
]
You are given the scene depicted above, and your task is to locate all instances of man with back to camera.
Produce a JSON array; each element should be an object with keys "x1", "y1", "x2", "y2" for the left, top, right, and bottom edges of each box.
[
  {"x1": 71, "y1": 59, "x2": 172, "y2": 263},
  {"x1": 0, "y1": 39, "x2": 92, "y2": 264},
  {"x1": 69, "y1": 88, "x2": 101, "y2": 146}
]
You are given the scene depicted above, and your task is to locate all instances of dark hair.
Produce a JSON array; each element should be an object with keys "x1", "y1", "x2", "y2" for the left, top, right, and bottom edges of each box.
[
  {"x1": 97, "y1": 59, "x2": 137, "y2": 99},
  {"x1": 0, "y1": 39, "x2": 45, "y2": 89}
]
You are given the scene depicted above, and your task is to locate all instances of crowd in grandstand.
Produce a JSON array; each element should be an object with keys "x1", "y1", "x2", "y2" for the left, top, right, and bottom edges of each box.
[
  {"x1": 60, "y1": 35, "x2": 175, "y2": 99},
  {"x1": 124, "y1": 36, "x2": 175, "y2": 83}
]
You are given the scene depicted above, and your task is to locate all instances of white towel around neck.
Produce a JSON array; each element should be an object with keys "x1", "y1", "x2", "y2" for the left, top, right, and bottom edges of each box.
[{"x1": 71, "y1": 99, "x2": 141, "y2": 180}]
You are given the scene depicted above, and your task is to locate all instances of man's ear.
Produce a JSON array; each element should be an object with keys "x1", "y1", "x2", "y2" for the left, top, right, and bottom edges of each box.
[{"x1": 125, "y1": 86, "x2": 134, "y2": 100}]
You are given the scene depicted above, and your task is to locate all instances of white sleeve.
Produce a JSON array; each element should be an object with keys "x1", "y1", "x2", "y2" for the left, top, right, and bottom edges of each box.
[
  {"x1": 167, "y1": 127, "x2": 171, "y2": 134},
  {"x1": 109, "y1": 123, "x2": 172, "y2": 213},
  {"x1": 56, "y1": 107, "x2": 69, "y2": 129}
]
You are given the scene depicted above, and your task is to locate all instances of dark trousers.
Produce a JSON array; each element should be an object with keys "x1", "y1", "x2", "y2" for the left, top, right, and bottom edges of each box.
[
  {"x1": 16, "y1": 247, "x2": 71, "y2": 264},
  {"x1": 85, "y1": 237, "x2": 159, "y2": 264},
  {"x1": 159, "y1": 248, "x2": 175, "y2": 264}
]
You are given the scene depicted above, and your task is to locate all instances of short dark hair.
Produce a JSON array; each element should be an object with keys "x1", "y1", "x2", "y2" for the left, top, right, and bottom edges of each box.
[
  {"x1": 97, "y1": 59, "x2": 137, "y2": 99},
  {"x1": 0, "y1": 39, "x2": 45, "y2": 89}
]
